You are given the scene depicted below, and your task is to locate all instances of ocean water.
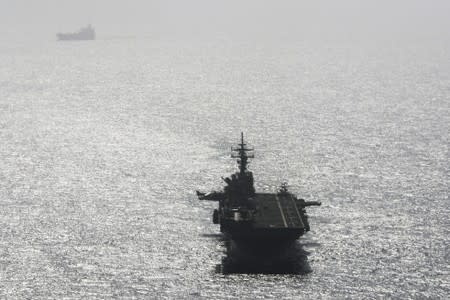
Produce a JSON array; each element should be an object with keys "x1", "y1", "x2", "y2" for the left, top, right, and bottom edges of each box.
[{"x1": 0, "y1": 37, "x2": 448, "y2": 299}]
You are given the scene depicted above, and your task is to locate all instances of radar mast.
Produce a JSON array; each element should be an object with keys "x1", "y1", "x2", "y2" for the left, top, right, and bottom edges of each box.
[{"x1": 231, "y1": 132, "x2": 254, "y2": 174}]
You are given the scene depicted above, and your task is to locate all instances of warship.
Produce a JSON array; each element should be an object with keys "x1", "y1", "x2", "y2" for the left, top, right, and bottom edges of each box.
[
  {"x1": 197, "y1": 133, "x2": 320, "y2": 245},
  {"x1": 57, "y1": 25, "x2": 95, "y2": 41}
]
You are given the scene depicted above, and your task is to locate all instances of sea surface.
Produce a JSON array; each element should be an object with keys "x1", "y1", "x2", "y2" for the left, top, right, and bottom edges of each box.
[{"x1": 0, "y1": 36, "x2": 448, "y2": 299}]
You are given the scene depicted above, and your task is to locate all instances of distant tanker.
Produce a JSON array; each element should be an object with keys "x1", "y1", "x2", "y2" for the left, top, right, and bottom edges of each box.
[{"x1": 57, "y1": 25, "x2": 95, "y2": 41}]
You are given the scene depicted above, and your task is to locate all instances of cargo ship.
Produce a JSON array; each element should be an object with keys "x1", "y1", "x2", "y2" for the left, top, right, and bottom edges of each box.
[{"x1": 57, "y1": 25, "x2": 95, "y2": 41}]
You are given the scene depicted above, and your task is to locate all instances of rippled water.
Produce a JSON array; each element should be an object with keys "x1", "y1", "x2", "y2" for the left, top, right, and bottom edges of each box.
[{"x1": 0, "y1": 37, "x2": 448, "y2": 299}]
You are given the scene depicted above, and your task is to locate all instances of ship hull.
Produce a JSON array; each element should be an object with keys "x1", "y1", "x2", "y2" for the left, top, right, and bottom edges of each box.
[
  {"x1": 221, "y1": 221, "x2": 305, "y2": 245},
  {"x1": 218, "y1": 191, "x2": 309, "y2": 246},
  {"x1": 57, "y1": 33, "x2": 95, "y2": 41}
]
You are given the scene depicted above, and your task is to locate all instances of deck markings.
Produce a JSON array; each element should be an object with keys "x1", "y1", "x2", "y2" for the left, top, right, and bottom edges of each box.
[
  {"x1": 275, "y1": 194, "x2": 288, "y2": 228},
  {"x1": 290, "y1": 194, "x2": 304, "y2": 227}
]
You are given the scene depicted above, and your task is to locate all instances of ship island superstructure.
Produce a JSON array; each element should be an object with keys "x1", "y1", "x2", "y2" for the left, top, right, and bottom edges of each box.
[{"x1": 197, "y1": 133, "x2": 320, "y2": 244}]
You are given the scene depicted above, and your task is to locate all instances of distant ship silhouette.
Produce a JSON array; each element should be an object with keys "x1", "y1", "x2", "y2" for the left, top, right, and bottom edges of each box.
[{"x1": 57, "y1": 25, "x2": 95, "y2": 41}]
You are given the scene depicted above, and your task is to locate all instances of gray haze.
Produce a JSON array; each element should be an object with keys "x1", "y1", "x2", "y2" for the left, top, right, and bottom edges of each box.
[{"x1": 1, "y1": 0, "x2": 450, "y2": 40}]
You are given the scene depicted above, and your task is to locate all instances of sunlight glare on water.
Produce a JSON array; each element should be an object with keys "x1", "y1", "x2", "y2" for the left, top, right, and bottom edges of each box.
[{"x1": 0, "y1": 38, "x2": 448, "y2": 298}]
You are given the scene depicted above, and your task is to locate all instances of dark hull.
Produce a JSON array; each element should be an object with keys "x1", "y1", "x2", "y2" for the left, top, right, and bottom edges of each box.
[
  {"x1": 57, "y1": 33, "x2": 95, "y2": 41},
  {"x1": 221, "y1": 221, "x2": 305, "y2": 246}
]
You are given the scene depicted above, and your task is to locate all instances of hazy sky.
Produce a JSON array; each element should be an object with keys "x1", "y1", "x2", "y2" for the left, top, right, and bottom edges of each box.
[{"x1": 1, "y1": 0, "x2": 449, "y2": 40}]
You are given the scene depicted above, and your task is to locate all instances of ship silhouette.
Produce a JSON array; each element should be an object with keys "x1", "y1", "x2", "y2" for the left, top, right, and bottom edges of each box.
[
  {"x1": 57, "y1": 25, "x2": 95, "y2": 41},
  {"x1": 197, "y1": 133, "x2": 320, "y2": 247}
]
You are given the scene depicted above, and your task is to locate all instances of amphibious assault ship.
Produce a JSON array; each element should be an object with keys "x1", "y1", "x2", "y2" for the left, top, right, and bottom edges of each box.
[
  {"x1": 197, "y1": 133, "x2": 320, "y2": 244},
  {"x1": 57, "y1": 25, "x2": 95, "y2": 41}
]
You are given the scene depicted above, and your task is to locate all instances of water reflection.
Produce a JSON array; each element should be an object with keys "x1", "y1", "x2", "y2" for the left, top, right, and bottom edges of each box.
[{"x1": 216, "y1": 239, "x2": 312, "y2": 275}]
